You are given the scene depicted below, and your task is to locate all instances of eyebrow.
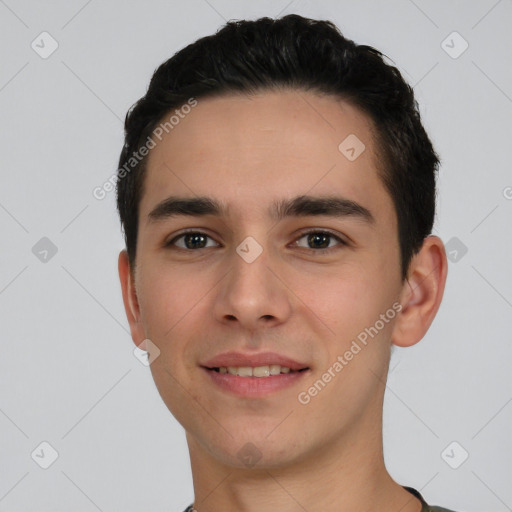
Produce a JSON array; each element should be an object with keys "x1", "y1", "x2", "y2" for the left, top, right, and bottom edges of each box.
[{"x1": 147, "y1": 194, "x2": 375, "y2": 224}]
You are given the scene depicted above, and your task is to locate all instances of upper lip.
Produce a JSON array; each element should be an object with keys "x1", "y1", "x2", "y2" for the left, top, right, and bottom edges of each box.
[{"x1": 202, "y1": 352, "x2": 309, "y2": 371}]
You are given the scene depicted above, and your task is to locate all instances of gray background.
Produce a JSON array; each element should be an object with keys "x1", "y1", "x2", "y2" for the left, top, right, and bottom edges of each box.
[{"x1": 1, "y1": 0, "x2": 511, "y2": 511}]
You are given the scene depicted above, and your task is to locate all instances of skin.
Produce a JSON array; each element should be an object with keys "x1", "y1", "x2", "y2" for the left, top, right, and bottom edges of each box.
[{"x1": 118, "y1": 90, "x2": 447, "y2": 512}]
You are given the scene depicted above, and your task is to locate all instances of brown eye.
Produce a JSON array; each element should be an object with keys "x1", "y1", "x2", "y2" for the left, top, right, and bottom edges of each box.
[
  {"x1": 167, "y1": 231, "x2": 218, "y2": 250},
  {"x1": 307, "y1": 232, "x2": 330, "y2": 249},
  {"x1": 294, "y1": 230, "x2": 346, "y2": 252}
]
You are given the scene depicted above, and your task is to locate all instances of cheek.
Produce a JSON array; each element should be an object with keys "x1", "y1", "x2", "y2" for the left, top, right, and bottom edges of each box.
[
  {"x1": 136, "y1": 266, "x2": 211, "y2": 423},
  {"x1": 135, "y1": 264, "x2": 217, "y2": 381},
  {"x1": 136, "y1": 262, "x2": 212, "y2": 335},
  {"x1": 297, "y1": 260, "x2": 399, "y2": 371},
  {"x1": 301, "y1": 263, "x2": 382, "y2": 336}
]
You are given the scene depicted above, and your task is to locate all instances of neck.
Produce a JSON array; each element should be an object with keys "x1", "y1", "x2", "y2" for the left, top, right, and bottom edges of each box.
[{"x1": 185, "y1": 406, "x2": 422, "y2": 512}]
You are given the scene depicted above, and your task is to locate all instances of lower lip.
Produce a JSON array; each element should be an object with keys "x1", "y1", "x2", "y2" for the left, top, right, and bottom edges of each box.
[{"x1": 202, "y1": 368, "x2": 310, "y2": 397}]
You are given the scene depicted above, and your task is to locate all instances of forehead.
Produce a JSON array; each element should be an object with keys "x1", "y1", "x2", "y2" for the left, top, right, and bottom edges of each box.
[{"x1": 139, "y1": 90, "x2": 394, "y2": 227}]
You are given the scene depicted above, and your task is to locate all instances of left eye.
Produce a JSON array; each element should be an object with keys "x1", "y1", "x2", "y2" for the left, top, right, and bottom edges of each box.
[{"x1": 294, "y1": 231, "x2": 345, "y2": 251}]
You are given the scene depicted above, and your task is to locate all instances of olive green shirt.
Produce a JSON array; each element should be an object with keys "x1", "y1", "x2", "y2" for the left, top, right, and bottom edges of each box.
[
  {"x1": 182, "y1": 486, "x2": 458, "y2": 511},
  {"x1": 404, "y1": 486, "x2": 458, "y2": 511}
]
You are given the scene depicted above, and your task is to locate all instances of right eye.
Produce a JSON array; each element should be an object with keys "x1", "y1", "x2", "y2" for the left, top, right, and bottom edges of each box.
[{"x1": 165, "y1": 231, "x2": 220, "y2": 250}]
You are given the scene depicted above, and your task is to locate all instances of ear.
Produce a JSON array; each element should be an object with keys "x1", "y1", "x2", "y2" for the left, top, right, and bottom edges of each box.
[
  {"x1": 392, "y1": 235, "x2": 448, "y2": 347},
  {"x1": 118, "y1": 250, "x2": 147, "y2": 349}
]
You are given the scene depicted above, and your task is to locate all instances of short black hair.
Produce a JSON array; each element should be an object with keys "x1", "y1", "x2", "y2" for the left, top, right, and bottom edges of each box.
[{"x1": 116, "y1": 14, "x2": 440, "y2": 280}]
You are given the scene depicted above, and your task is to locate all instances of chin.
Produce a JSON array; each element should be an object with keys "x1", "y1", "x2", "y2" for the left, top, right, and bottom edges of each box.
[{"x1": 188, "y1": 424, "x2": 313, "y2": 470}]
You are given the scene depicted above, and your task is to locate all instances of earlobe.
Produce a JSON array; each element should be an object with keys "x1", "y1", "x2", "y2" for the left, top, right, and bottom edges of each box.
[
  {"x1": 392, "y1": 235, "x2": 448, "y2": 348},
  {"x1": 118, "y1": 250, "x2": 146, "y2": 347}
]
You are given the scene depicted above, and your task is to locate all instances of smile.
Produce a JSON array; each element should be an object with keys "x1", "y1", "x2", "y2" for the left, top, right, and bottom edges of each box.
[
  {"x1": 203, "y1": 366, "x2": 310, "y2": 397},
  {"x1": 211, "y1": 365, "x2": 308, "y2": 377}
]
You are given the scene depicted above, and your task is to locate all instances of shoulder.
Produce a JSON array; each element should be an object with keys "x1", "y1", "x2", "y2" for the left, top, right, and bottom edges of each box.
[
  {"x1": 404, "y1": 486, "x2": 460, "y2": 512},
  {"x1": 181, "y1": 496, "x2": 461, "y2": 512}
]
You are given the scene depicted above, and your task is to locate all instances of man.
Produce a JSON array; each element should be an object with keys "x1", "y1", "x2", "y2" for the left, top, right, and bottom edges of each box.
[{"x1": 117, "y1": 14, "x2": 455, "y2": 512}]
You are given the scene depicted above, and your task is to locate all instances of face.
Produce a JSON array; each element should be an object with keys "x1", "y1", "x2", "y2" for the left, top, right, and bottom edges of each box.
[{"x1": 122, "y1": 90, "x2": 408, "y2": 469}]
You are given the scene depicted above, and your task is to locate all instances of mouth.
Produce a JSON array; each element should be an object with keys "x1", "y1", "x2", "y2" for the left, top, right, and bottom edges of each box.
[
  {"x1": 200, "y1": 352, "x2": 311, "y2": 397},
  {"x1": 207, "y1": 365, "x2": 309, "y2": 377}
]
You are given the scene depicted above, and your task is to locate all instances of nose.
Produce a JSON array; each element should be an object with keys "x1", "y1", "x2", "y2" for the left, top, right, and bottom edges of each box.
[{"x1": 213, "y1": 243, "x2": 293, "y2": 332}]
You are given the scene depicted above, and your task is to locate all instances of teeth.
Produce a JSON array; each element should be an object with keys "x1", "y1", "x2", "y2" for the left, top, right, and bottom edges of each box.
[
  {"x1": 217, "y1": 365, "x2": 294, "y2": 377},
  {"x1": 237, "y1": 366, "x2": 253, "y2": 377},
  {"x1": 269, "y1": 364, "x2": 281, "y2": 375},
  {"x1": 253, "y1": 366, "x2": 269, "y2": 377}
]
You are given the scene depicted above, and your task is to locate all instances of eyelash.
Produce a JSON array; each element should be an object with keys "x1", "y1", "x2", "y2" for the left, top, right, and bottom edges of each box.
[{"x1": 165, "y1": 229, "x2": 348, "y2": 254}]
